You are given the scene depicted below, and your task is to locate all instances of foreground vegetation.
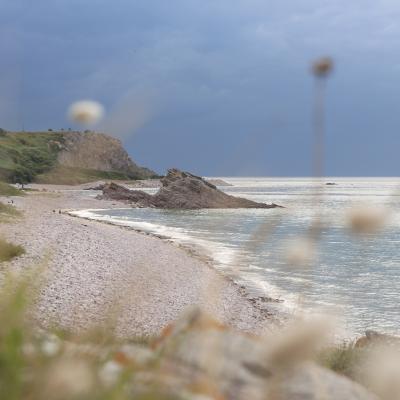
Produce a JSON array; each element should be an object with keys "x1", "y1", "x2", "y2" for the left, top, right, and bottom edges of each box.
[
  {"x1": 0, "y1": 199, "x2": 24, "y2": 260},
  {"x1": 0, "y1": 238, "x2": 25, "y2": 262},
  {"x1": 0, "y1": 266, "x2": 390, "y2": 400},
  {"x1": 318, "y1": 342, "x2": 364, "y2": 380},
  {"x1": 0, "y1": 202, "x2": 22, "y2": 223}
]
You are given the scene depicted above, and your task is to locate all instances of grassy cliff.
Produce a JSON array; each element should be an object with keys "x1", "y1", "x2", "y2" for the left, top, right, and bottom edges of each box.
[
  {"x1": 0, "y1": 130, "x2": 156, "y2": 184},
  {"x1": 0, "y1": 131, "x2": 64, "y2": 183}
]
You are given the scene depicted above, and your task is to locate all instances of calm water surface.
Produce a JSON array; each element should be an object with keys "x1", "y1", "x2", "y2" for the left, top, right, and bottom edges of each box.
[{"x1": 79, "y1": 178, "x2": 400, "y2": 336}]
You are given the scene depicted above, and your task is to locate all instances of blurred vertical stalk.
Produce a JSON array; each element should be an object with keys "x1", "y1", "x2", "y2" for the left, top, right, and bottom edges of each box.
[
  {"x1": 312, "y1": 57, "x2": 333, "y2": 179},
  {"x1": 313, "y1": 77, "x2": 327, "y2": 178},
  {"x1": 291, "y1": 58, "x2": 335, "y2": 302},
  {"x1": 309, "y1": 57, "x2": 334, "y2": 241}
]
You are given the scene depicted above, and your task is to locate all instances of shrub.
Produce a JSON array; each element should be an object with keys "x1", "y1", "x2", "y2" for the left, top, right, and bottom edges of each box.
[
  {"x1": 0, "y1": 238, "x2": 25, "y2": 262},
  {"x1": 318, "y1": 342, "x2": 365, "y2": 380}
]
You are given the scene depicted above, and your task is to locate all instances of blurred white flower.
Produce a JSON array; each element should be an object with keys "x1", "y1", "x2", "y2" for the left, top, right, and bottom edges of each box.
[
  {"x1": 346, "y1": 205, "x2": 388, "y2": 234},
  {"x1": 22, "y1": 343, "x2": 36, "y2": 357},
  {"x1": 41, "y1": 334, "x2": 61, "y2": 356},
  {"x1": 68, "y1": 100, "x2": 104, "y2": 125},
  {"x1": 285, "y1": 237, "x2": 316, "y2": 266},
  {"x1": 46, "y1": 358, "x2": 94, "y2": 397},
  {"x1": 266, "y1": 315, "x2": 335, "y2": 366},
  {"x1": 98, "y1": 360, "x2": 123, "y2": 387}
]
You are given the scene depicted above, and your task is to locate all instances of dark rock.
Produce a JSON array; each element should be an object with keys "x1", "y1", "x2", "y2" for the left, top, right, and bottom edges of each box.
[
  {"x1": 325, "y1": 182, "x2": 337, "y2": 186},
  {"x1": 100, "y1": 169, "x2": 282, "y2": 210},
  {"x1": 82, "y1": 181, "x2": 107, "y2": 191},
  {"x1": 98, "y1": 182, "x2": 154, "y2": 206}
]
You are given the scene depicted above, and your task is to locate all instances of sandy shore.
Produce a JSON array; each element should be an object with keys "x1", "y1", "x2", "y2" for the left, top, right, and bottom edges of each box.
[{"x1": 1, "y1": 185, "x2": 274, "y2": 337}]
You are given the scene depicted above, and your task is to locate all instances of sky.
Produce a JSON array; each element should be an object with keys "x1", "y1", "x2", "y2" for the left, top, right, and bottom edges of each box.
[{"x1": 1, "y1": 0, "x2": 400, "y2": 176}]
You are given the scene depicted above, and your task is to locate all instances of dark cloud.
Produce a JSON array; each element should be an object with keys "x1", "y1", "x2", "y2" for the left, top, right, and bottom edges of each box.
[{"x1": 1, "y1": 0, "x2": 400, "y2": 175}]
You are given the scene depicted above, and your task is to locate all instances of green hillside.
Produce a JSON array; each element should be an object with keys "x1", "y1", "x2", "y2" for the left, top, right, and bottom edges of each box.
[
  {"x1": 0, "y1": 131, "x2": 64, "y2": 183},
  {"x1": 0, "y1": 130, "x2": 155, "y2": 184}
]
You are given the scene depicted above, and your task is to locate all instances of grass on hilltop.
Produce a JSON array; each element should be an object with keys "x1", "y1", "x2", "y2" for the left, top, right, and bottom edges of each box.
[
  {"x1": 0, "y1": 131, "x2": 147, "y2": 185},
  {"x1": 0, "y1": 131, "x2": 64, "y2": 184}
]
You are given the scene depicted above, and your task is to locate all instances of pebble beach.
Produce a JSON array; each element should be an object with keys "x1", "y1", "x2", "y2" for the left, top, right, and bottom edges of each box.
[{"x1": 1, "y1": 185, "x2": 272, "y2": 337}]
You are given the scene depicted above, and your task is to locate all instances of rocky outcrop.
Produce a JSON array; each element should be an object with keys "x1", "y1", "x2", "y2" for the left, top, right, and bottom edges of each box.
[
  {"x1": 98, "y1": 182, "x2": 154, "y2": 204},
  {"x1": 125, "y1": 177, "x2": 232, "y2": 189},
  {"x1": 100, "y1": 169, "x2": 281, "y2": 209},
  {"x1": 58, "y1": 131, "x2": 156, "y2": 179}
]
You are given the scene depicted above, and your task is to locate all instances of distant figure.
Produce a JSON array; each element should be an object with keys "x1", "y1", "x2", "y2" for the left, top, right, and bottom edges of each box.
[{"x1": 59, "y1": 210, "x2": 61, "y2": 214}]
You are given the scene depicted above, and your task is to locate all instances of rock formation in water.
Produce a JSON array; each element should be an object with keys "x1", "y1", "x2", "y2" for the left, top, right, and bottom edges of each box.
[{"x1": 99, "y1": 168, "x2": 281, "y2": 209}]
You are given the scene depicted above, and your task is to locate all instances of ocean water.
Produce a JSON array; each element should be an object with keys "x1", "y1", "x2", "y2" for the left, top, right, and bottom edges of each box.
[{"x1": 76, "y1": 178, "x2": 400, "y2": 337}]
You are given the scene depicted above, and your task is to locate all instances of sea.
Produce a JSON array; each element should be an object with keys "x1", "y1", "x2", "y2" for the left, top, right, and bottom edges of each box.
[{"x1": 76, "y1": 177, "x2": 400, "y2": 337}]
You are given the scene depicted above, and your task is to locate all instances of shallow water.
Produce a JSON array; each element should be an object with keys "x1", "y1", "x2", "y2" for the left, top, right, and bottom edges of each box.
[{"x1": 78, "y1": 178, "x2": 400, "y2": 337}]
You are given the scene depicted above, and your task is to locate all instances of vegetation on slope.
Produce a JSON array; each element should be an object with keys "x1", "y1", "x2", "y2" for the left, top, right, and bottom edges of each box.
[
  {"x1": 0, "y1": 130, "x2": 156, "y2": 185},
  {"x1": 0, "y1": 131, "x2": 64, "y2": 184},
  {"x1": 36, "y1": 166, "x2": 139, "y2": 185}
]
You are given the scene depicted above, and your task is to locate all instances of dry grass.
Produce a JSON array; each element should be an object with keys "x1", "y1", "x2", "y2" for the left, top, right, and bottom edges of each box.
[
  {"x1": 318, "y1": 342, "x2": 365, "y2": 380},
  {"x1": 0, "y1": 238, "x2": 25, "y2": 262},
  {"x1": 36, "y1": 166, "x2": 134, "y2": 185},
  {"x1": 0, "y1": 202, "x2": 22, "y2": 222},
  {"x1": 0, "y1": 182, "x2": 23, "y2": 197}
]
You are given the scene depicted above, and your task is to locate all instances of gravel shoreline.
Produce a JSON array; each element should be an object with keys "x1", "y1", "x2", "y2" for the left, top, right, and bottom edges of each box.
[{"x1": 1, "y1": 186, "x2": 276, "y2": 337}]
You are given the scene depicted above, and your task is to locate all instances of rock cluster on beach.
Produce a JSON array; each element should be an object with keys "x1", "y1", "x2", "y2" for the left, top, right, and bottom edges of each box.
[{"x1": 99, "y1": 168, "x2": 281, "y2": 209}]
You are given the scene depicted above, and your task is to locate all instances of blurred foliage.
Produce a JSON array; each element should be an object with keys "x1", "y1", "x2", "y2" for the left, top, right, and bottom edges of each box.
[
  {"x1": 318, "y1": 342, "x2": 365, "y2": 380},
  {"x1": 0, "y1": 273, "x2": 184, "y2": 400},
  {"x1": 0, "y1": 238, "x2": 25, "y2": 262}
]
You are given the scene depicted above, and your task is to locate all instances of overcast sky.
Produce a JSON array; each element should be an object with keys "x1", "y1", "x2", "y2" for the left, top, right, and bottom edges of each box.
[{"x1": 1, "y1": 0, "x2": 400, "y2": 176}]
